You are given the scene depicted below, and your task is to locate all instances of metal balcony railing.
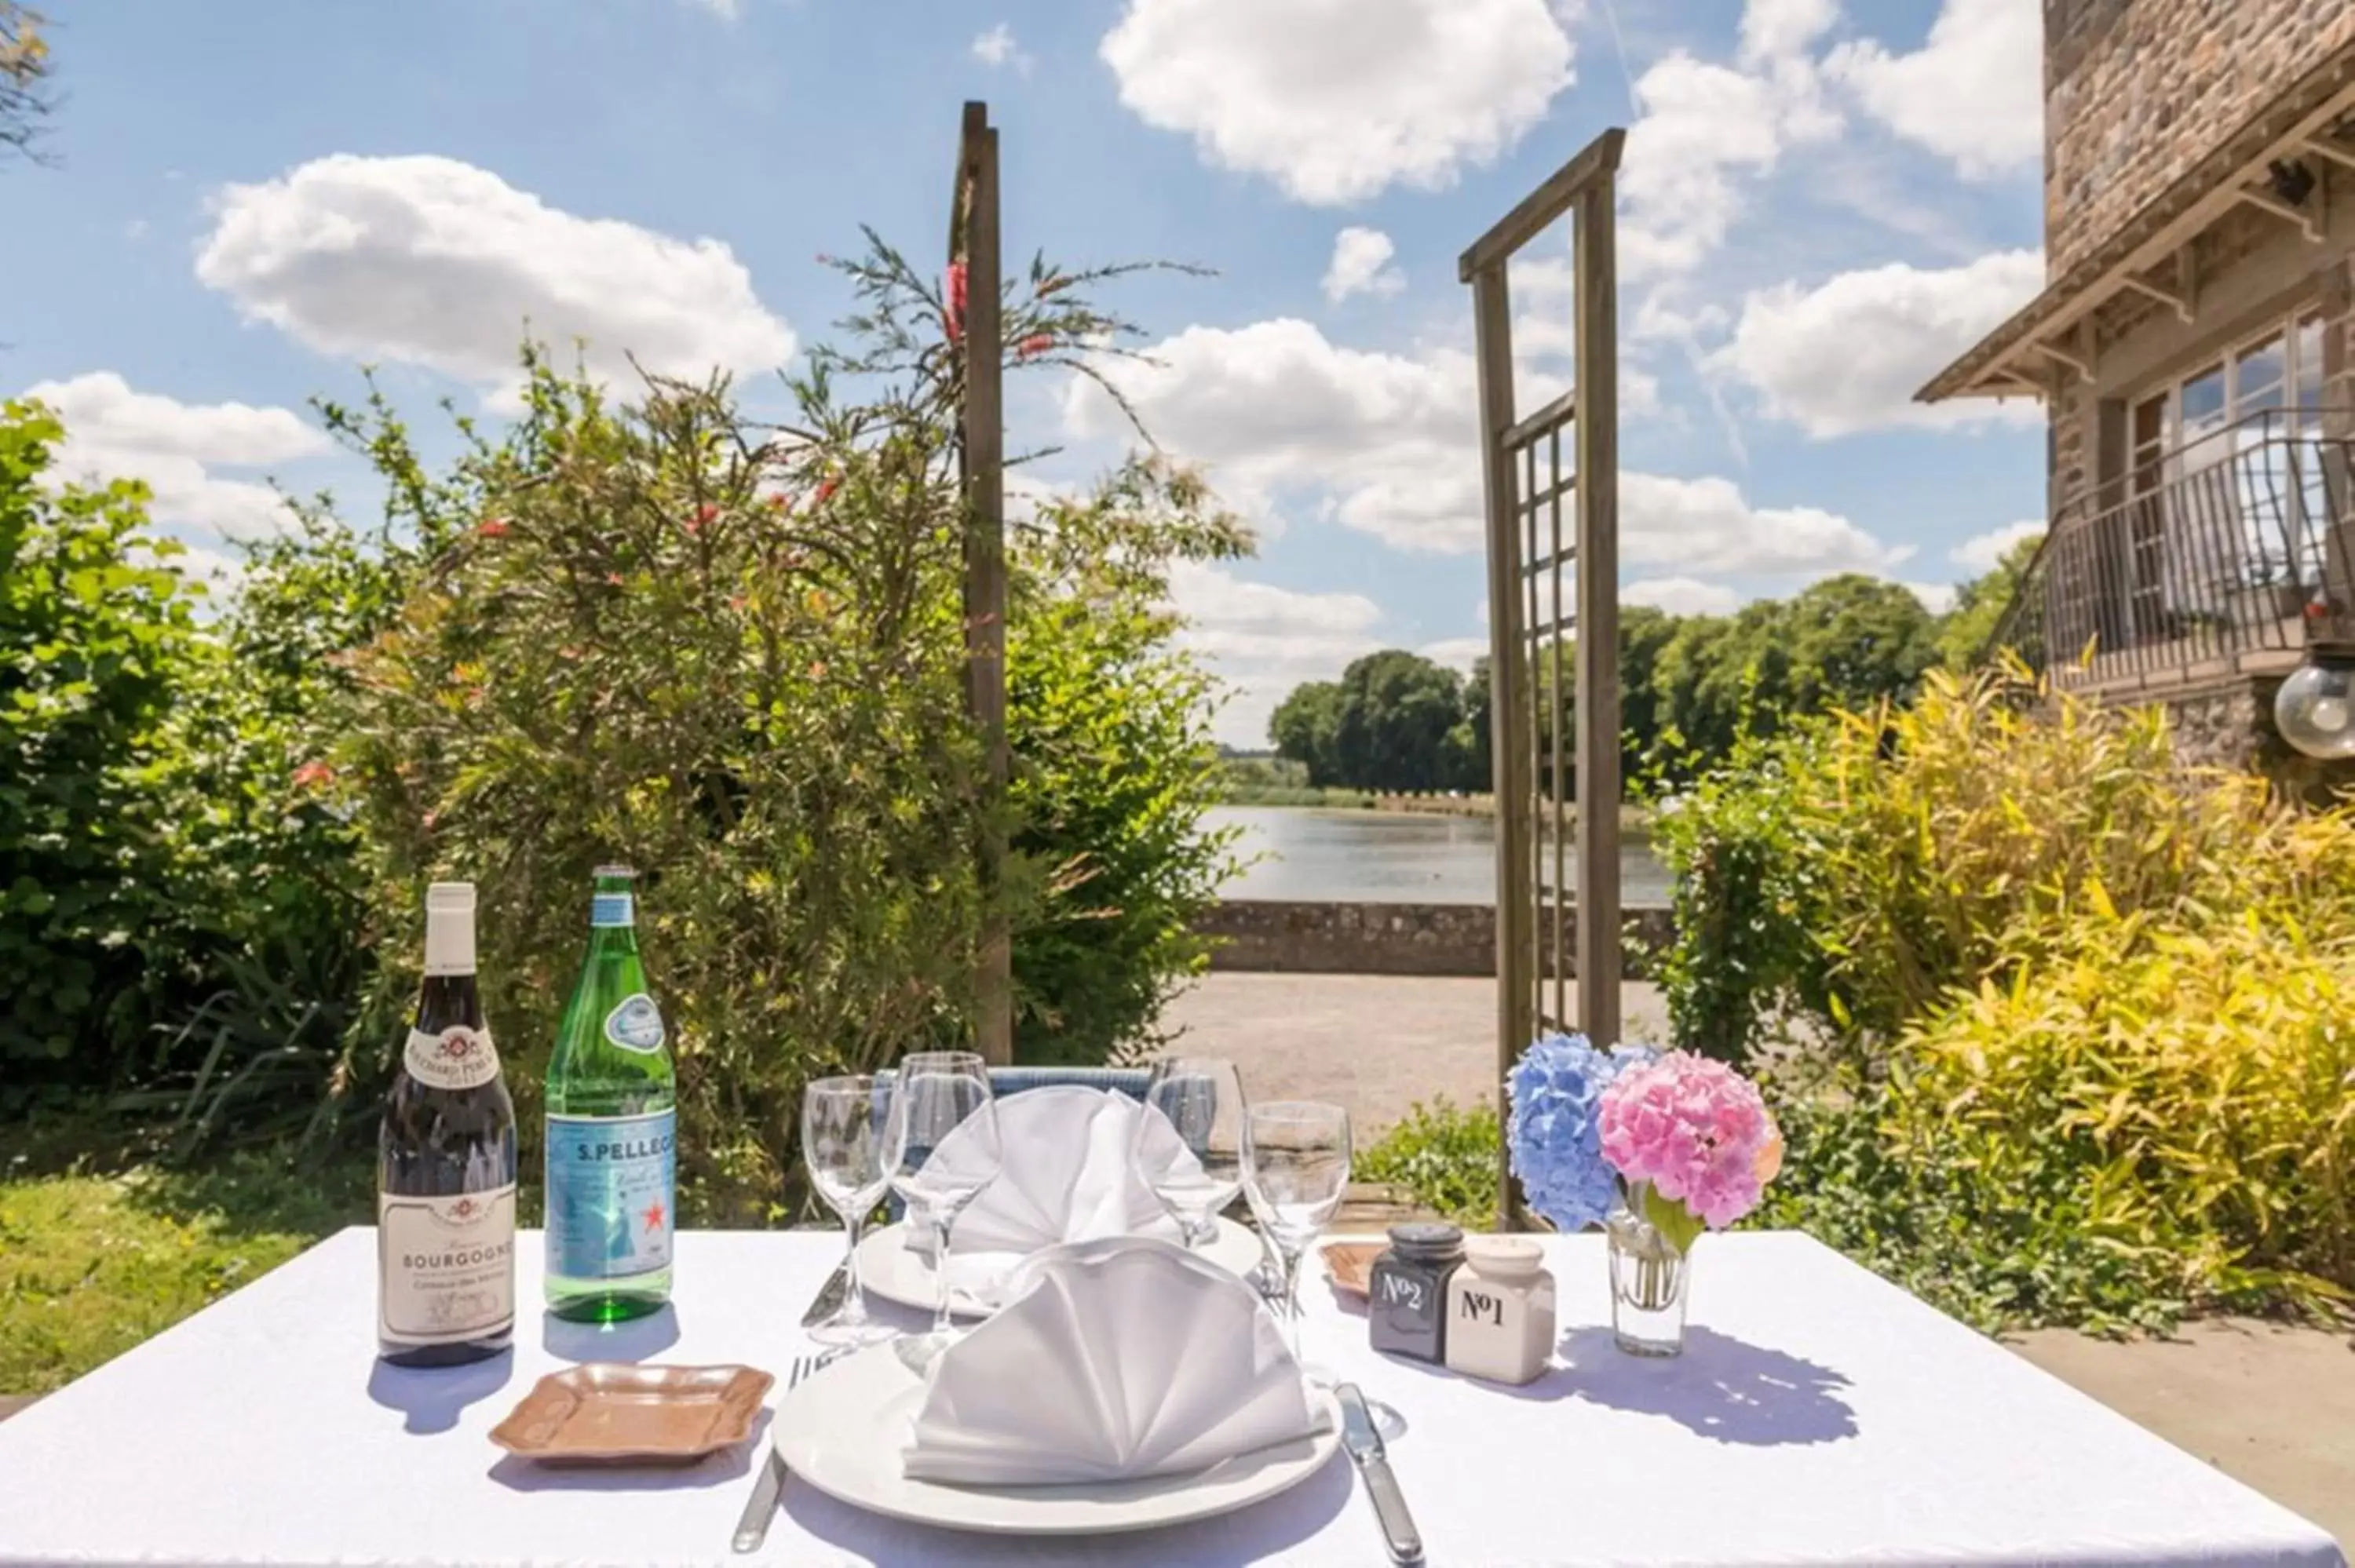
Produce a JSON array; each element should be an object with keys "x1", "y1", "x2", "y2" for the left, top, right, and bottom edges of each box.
[{"x1": 1992, "y1": 411, "x2": 2355, "y2": 688}]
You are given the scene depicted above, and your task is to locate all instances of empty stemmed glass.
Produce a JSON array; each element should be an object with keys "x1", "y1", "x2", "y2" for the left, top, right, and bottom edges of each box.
[
  {"x1": 800, "y1": 1074, "x2": 895, "y2": 1347},
  {"x1": 883, "y1": 1051, "x2": 999, "y2": 1369},
  {"x1": 1133, "y1": 1057, "x2": 1247, "y2": 1247},
  {"x1": 1240, "y1": 1101, "x2": 1352, "y2": 1361}
]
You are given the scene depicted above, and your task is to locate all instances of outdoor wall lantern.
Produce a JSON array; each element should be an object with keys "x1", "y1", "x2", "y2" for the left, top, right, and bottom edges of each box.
[{"x1": 2274, "y1": 641, "x2": 2355, "y2": 760}]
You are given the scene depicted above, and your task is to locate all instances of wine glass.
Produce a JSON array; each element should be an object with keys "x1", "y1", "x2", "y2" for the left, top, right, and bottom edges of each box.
[
  {"x1": 1241, "y1": 1101, "x2": 1352, "y2": 1361},
  {"x1": 883, "y1": 1051, "x2": 999, "y2": 1368},
  {"x1": 800, "y1": 1075, "x2": 895, "y2": 1346},
  {"x1": 1133, "y1": 1057, "x2": 1247, "y2": 1247}
]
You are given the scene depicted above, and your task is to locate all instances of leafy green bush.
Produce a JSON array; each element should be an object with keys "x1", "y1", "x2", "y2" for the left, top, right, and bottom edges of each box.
[
  {"x1": 316, "y1": 249, "x2": 1246, "y2": 1220},
  {"x1": 1355, "y1": 1097, "x2": 1499, "y2": 1227},
  {"x1": 1009, "y1": 469, "x2": 1244, "y2": 1063},
  {"x1": 1, "y1": 401, "x2": 209, "y2": 1078},
  {"x1": 2, "y1": 399, "x2": 387, "y2": 1114}
]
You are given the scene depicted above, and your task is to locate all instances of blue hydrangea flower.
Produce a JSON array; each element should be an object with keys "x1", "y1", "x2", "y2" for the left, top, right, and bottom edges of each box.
[{"x1": 1506, "y1": 1032, "x2": 1661, "y2": 1233}]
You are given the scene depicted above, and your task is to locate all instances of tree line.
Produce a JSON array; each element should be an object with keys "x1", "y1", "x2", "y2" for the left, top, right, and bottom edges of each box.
[{"x1": 1268, "y1": 550, "x2": 2035, "y2": 796}]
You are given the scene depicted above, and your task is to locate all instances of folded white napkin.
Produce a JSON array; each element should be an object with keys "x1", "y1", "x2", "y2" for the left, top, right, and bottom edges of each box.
[
  {"x1": 911, "y1": 1086, "x2": 1196, "y2": 1258},
  {"x1": 901, "y1": 1235, "x2": 1329, "y2": 1486}
]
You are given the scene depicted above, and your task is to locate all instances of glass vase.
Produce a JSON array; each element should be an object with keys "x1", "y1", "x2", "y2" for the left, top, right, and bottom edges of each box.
[{"x1": 1605, "y1": 1183, "x2": 1691, "y2": 1357}]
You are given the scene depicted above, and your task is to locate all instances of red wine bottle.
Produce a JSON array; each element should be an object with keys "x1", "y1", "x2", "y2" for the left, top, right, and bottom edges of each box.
[{"x1": 377, "y1": 881, "x2": 519, "y2": 1366}]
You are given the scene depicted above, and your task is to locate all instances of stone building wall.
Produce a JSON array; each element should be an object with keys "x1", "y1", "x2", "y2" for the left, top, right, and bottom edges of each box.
[{"x1": 2046, "y1": 0, "x2": 2355, "y2": 276}]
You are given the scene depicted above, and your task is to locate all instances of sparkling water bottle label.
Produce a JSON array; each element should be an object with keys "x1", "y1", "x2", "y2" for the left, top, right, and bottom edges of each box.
[
  {"x1": 403, "y1": 1025, "x2": 501, "y2": 1091},
  {"x1": 546, "y1": 1110, "x2": 676, "y2": 1280},
  {"x1": 377, "y1": 1183, "x2": 516, "y2": 1344},
  {"x1": 602, "y1": 993, "x2": 666, "y2": 1054},
  {"x1": 590, "y1": 892, "x2": 634, "y2": 927}
]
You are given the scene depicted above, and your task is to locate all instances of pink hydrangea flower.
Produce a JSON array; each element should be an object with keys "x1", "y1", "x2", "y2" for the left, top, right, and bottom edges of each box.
[{"x1": 1598, "y1": 1052, "x2": 1775, "y2": 1229}]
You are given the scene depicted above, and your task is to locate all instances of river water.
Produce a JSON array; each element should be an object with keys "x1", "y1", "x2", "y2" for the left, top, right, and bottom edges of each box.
[{"x1": 1207, "y1": 806, "x2": 1672, "y2": 906}]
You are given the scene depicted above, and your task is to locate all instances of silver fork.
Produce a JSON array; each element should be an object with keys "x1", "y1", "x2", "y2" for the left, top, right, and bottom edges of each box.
[{"x1": 731, "y1": 1348, "x2": 845, "y2": 1553}]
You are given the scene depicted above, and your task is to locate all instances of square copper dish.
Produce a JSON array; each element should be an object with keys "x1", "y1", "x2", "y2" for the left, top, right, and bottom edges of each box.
[
  {"x1": 1321, "y1": 1241, "x2": 1384, "y2": 1298},
  {"x1": 489, "y1": 1363, "x2": 774, "y2": 1464}
]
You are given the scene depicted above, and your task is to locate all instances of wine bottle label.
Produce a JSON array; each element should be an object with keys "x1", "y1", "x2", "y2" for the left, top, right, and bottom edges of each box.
[
  {"x1": 377, "y1": 1183, "x2": 517, "y2": 1345},
  {"x1": 403, "y1": 1025, "x2": 502, "y2": 1091},
  {"x1": 546, "y1": 1110, "x2": 676, "y2": 1280},
  {"x1": 602, "y1": 993, "x2": 666, "y2": 1054}
]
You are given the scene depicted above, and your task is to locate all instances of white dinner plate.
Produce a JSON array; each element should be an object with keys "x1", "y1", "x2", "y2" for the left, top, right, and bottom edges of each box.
[
  {"x1": 853, "y1": 1216, "x2": 1265, "y2": 1318},
  {"x1": 770, "y1": 1341, "x2": 1342, "y2": 1536}
]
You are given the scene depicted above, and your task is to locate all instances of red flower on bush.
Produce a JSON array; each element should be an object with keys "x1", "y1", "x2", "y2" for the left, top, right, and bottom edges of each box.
[
  {"x1": 477, "y1": 517, "x2": 510, "y2": 539},
  {"x1": 291, "y1": 760, "x2": 336, "y2": 790},
  {"x1": 605, "y1": 571, "x2": 626, "y2": 587},
  {"x1": 812, "y1": 476, "x2": 842, "y2": 508},
  {"x1": 687, "y1": 502, "x2": 718, "y2": 536},
  {"x1": 944, "y1": 260, "x2": 969, "y2": 345},
  {"x1": 1014, "y1": 334, "x2": 1055, "y2": 363},
  {"x1": 768, "y1": 491, "x2": 794, "y2": 512}
]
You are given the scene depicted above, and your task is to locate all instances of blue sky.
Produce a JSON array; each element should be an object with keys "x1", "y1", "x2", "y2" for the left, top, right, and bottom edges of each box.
[{"x1": 9, "y1": 0, "x2": 2049, "y2": 744}]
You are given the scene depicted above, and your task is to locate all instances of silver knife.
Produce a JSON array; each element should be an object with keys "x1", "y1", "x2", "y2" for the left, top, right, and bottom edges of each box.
[
  {"x1": 798, "y1": 1259, "x2": 850, "y2": 1329},
  {"x1": 1336, "y1": 1383, "x2": 1423, "y2": 1565},
  {"x1": 732, "y1": 1449, "x2": 787, "y2": 1555}
]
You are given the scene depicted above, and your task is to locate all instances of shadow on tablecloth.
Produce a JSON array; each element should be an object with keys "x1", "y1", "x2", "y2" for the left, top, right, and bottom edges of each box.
[
  {"x1": 366, "y1": 1348, "x2": 517, "y2": 1435},
  {"x1": 1557, "y1": 1325, "x2": 1859, "y2": 1446}
]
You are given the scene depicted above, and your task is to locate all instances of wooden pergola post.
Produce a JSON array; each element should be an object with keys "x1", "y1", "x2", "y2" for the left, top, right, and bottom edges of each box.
[
  {"x1": 1459, "y1": 128, "x2": 1625, "y2": 1228},
  {"x1": 952, "y1": 100, "x2": 1013, "y2": 1067}
]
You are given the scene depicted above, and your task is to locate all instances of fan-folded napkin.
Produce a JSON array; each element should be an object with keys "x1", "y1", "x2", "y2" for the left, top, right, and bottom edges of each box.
[
  {"x1": 901, "y1": 1235, "x2": 1329, "y2": 1486},
  {"x1": 912, "y1": 1086, "x2": 1195, "y2": 1257}
]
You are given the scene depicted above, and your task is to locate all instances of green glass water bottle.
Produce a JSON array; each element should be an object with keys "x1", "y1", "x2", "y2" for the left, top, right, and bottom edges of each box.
[{"x1": 544, "y1": 865, "x2": 676, "y2": 1322}]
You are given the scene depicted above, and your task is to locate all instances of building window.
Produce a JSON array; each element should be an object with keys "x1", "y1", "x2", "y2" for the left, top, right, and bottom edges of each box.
[{"x1": 2123, "y1": 307, "x2": 2329, "y2": 637}]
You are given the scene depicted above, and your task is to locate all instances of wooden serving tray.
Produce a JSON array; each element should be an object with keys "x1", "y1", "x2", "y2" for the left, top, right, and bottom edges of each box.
[
  {"x1": 489, "y1": 1363, "x2": 773, "y2": 1464},
  {"x1": 1320, "y1": 1241, "x2": 1384, "y2": 1299}
]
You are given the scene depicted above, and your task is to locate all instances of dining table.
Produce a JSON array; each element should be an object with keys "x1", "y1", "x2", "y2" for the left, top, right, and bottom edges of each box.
[{"x1": 0, "y1": 1225, "x2": 2340, "y2": 1567}]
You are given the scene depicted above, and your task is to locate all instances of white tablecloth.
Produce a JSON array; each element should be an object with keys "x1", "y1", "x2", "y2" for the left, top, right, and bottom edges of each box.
[{"x1": 0, "y1": 1227, "x2": 2339, "y2": 1567}]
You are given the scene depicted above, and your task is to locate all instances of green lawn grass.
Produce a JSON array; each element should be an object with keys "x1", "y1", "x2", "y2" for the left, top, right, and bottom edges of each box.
[{"x1": 1, "y1": 1134, "x2": 369, "y2": 1395}]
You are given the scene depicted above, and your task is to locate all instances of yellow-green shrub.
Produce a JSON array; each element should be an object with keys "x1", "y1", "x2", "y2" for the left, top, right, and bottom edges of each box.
[
  {"x1": 1658, "y1": 663, "x2": 2355, "y2": 1059},
  {"x1": 1888, "y1": 907, "x2": 2355, "y2": 1311}
]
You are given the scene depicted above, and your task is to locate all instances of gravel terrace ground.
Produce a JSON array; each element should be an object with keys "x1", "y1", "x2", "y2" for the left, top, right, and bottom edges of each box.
[{"x1": 1163, "y1": 971, "x2": 2355, "y2": 1554}]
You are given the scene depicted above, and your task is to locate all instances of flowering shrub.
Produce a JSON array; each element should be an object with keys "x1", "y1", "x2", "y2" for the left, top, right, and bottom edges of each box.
[{"x1": 1505, "y1": 1033, "x2": 1657, "y2": 1233}]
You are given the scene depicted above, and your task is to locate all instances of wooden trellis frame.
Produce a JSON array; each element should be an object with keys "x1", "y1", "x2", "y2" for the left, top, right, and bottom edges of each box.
[
  {"x1": 1460, "y1": 127, "x2": 1625, "y2": 1226},
  {"x1": 951, "y1": 100, "x2": 1012, "y2": 1067}
]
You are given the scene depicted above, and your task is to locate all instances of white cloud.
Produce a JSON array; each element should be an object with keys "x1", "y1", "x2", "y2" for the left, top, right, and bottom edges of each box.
[
  {"x1": 1420, "y1": 636, "x2": 1490, "y2": 671},
  {"x1": 1951, "y1": 518, "x2": 2044, "y2": 572},
  {"x1": 1067, "y1": 317, "x2": 1894, "y2": 577},
  {"x1": 973, "y1": 24, "x2": 1031, "y2": 71},
  {"x1": 1617, "y1": 37, "x2": 1841, "y2": 279},
  {"x1": 1709, "y1": 248, "x2": 2045, "y2": 436},
  {"x1": 1625, "y1": 575, "x2": 1743, "y2": 616},
  {"x1": 1064, "y1": 317, "x2": 1498, "y2": 552},
  {"x1": 1623, "y1": 472, "x2": 1906, "y2": 575},
  {"x1": 1322, "y1": 227, "x2": 1404, "y2": 303},
  {"x1": 22, "y1": 372, "x2": 324, "y2": 539},
  {"x1": 1739, "y1": 0, "x2": 1838, "y2": 67},
  {"x1": 1903, "y1": 580, "x2": 1959, "y2": 614},
  {"x1": 1100, "y1": 0, "x2": 1575, "y2": 205},
  {"x1": 1170, "y1": 560, "x2": 1386, "y2": 745},
  {"x1": 681, "y1": 0, "x2": 741, "y2": 16},
  {"x1": 195, "y1": 155, "x2": 797, "y2": 408},
  {"x1": 1827, "y1": 0, "x2": 2042, "y2": 178}
]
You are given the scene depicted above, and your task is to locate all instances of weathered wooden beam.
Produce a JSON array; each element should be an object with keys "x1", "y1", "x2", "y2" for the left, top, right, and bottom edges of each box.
[
  {"x1": 2235, "y1": 183, "x2": 2326, "y2": 242},
  {"x1": 1458, "y1": 128, "x2": 1626, "y2": 284},
  {"x1": 1571, "y1": 172, "x2": 1621, "y2": 1058},
  {"x1": 958, "y1": 100, "x2": 1013, "y2": 1068},
  {"x1": 1470, "y1": 263, "x2": 1532, "y2": 1231},
  {"x1": 2117, "y1": 272, "x2": 2194, "y2": 323}
]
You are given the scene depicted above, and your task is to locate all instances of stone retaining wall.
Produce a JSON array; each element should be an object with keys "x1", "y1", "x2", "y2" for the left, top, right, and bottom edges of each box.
[{"x1": 1195, "y1": 900, "x2": 1674, "y2": 979}]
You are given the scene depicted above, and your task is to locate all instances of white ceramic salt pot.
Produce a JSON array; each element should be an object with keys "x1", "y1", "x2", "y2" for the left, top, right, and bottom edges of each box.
[{"x1": 1443, "y1": 1235, "x2": 1557, "y2": 1385}]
